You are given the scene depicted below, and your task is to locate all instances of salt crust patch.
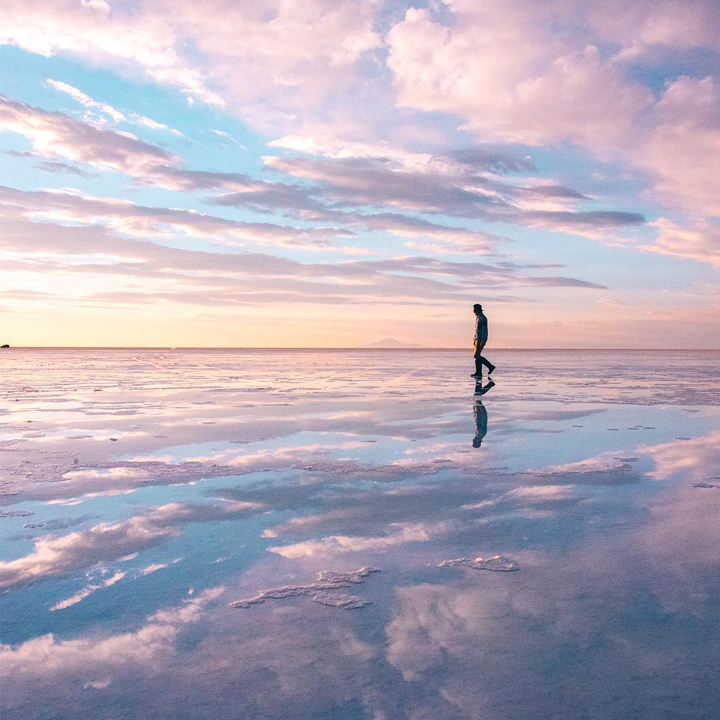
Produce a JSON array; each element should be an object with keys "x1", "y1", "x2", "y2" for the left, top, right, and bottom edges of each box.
[
  {"x1": 439, "y1": 555, "x2": 520, "y2": 572},
  {"x1": 230, "y1": 566, "x2": 379, "y2": 610},
  {"x1": 310, "y1": 592, "x2": 373, "y2": 609}
]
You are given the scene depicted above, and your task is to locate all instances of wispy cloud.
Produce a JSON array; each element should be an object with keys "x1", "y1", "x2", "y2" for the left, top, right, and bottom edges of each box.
[
  {"x1": 642, "y1": 218, "x2": 720, "y2": 266},
  {"x1": 0, "y1": 187, "x2": 606, "y2": 317},
  {"x1": 47, "y1": 78, "x2": 183, "y2": 136},
  {"x1": 0, "y1": 95, "x2": 176, "y2": 175},
  {"x1": 0, "y1": 185, "x2": 352, "y2": 249},
  {"x1": 50, "y1": 569, "x2": 126, "y2": 611}
]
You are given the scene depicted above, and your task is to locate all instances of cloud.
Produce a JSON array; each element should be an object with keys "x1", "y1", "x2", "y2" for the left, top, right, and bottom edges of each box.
[
  {"x1": 1, "y1": 584, "x2": 385, "y2": 718},
  {"x1": 383, "y1": 0, "x2": 720, "y2": 254},
  {"x1": 348, "y1": 213, "x2": 506, "y2": 255},
  {"x1": 47, "y1": 78, "x2": 183, "y2": 136},
  {"x1": 267, "y1": 136, "x2": 536, "y2": 177},
  {"x1": 0, "y1": 515, "x2": 169, "y2": 589},
  {"x1": 519, "y1": 210, "x2": 645, "y2": 236},
  {"x1": 384, "y1": 548, "x2": 717, "y2": 719},
  {"x1": 267, "y1": 522, "x2": 441, "y2": 558},
  {"x1": 5, "y1": 149, "x2": 92, "y2": 177},
  {"x1": 508, "y1": 485, "x2": 575, "y2": 501},
  {"x1": 256, "y1": 153, "x2": 645, "y2": 237},
  {"x1": 524, "y1": 453, "x2": 644, "y2": 487},
  {"x1": 0, "y1": 0, "x2": 224, "y2": 106},
  {"x1": 0, "y1": 0, "x2": 379, "y2": 113},
  {"x1": 3, "y1": 92, "x2": 642, "y2": 241},
  {"x1": 634, "y1": 485, "x2": 720, "y2": 612},
  {"x1": 35, "y1": 160, "x2": 93, "y2": 177},
  {"x1": 0, "y1": 500, "x2": 257, "y2": 589},
  {"x1": 586, "y1": 0, "x2": 720, "y2": 51},
  {"x1": 642, "y1": 218, "x2": 720, "y2": 266},
  {"x1": 0, "y1": 97, "x2": 243, "y2": 190},
  {"x1": 269, "y1": 135, "x2": 437, "y2": 167},
  {"x1": 263, "y1": 154, "x2": 510, "y2": 217},
  {"x1": 641, "y1": 76, "x2": 720, "y2": 217},
  {"x1": 640, "y1": 431, "x2": 720, "y2": 483},
  {"x1": 0, "y1": 95, "x2": 176, "y2": 176},
  {"x1": 2, "y1": 1, "x2": 718, "y2": 236},
  {"x1": 139, "y1": 166, "x2": 258, "y2": 191},
  {"x1": 0, "y1": 185, "x2": 351, "y2": 249},
  {"x1": 0, "y1": 195, "x2": 606, "y2": 314},
  {"x1": 0, "y1": 93, "x2": 645, "y2": 256},
  {"x1": 50, "y1": 569, "x2": 126, "y2": 611},
  {"x1": 386, "y1": 5, "x2": 652, "y2": 147},
  {"x1": 0, "y1": 587, "x2": 225, "y2": 705},
  {"x1": 47, "y1": 78, "x2": 125, "y2": 122}
]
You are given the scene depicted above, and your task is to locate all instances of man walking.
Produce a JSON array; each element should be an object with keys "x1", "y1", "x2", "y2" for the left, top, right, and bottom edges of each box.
[{"x1": 471, "y1": 304, "x2": 496, "y2": 378}]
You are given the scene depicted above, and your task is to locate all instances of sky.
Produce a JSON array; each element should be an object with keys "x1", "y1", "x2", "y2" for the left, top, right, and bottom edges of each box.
[{"x1": 0, "y1": 0, "x2": 719, "y2": 348}]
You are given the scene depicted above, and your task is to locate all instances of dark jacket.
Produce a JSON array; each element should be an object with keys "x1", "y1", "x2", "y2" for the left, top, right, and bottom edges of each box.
[{"x1": 474, "y1": 312, "x2": 488, "y2": 346}]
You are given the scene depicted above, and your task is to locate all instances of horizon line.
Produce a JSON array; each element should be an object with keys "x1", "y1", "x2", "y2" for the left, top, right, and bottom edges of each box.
[{"x1": 3, "y1": 347, "x2": 720, "y2": 352}]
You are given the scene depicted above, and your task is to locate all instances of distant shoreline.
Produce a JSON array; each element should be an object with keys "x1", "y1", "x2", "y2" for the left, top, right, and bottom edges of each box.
[{"x1": 3, "y1": 347, "x2": 720, "y2": 352}]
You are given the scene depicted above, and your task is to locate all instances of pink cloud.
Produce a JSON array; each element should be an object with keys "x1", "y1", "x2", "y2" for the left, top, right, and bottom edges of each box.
[
  {"x1": 642, "y1": 76, "x2": 720, "y2": 217},
  {"x1": 642, "y1": 218, "x2": 720, "y2": 266},
  {"x1": 387, "y1": 6, "x2": 651, "y2": 147},
  {"x1": 0, "y1": 185, "x2": 351, "y2": 249},
  {"x1": 0, "y1": 95, "x2": 176, "y2": 175},
  {"x1": 640, "y1": 431, "x2": 720, "y2": 483},
  {"x1": 586, "y1": 0, "x2": 720, "y2": 51},
  {"x1": 0, "y1": 194, "x2": 607, "y2": 317},
  {"x1": 0, "y1": 588, "x2": 224, "y2": 699},
  {"x1": 268, "y1": 522, "x2": 443, "y2": 558},
  {"x1": 0, "y1": 97, "x2": 250, "y2": 190},
  {"x1": 383, "y1": 1, "x2": 720, "y2": 256},
  {"x1": 0, "y1": 0, "x2": 223, "y2": 105},
  {"x1": 0, "y1": 0, "x2": 379, "y2": 116}
]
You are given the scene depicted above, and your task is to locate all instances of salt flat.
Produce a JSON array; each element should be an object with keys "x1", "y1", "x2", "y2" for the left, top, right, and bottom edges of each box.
[{"x1": 1, "y1": 349, "x2": 719, "y2": 720}]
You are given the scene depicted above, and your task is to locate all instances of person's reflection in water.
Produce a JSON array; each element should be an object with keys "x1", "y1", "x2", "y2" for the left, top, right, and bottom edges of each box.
[{"x1": 473, "y1": 378, "x2": 495, "y2": 448}]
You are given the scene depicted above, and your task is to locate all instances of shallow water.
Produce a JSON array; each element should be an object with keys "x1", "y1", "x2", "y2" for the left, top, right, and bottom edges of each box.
[{"x1": 1, "y1": 349, "x2": 719, "y2": 719}]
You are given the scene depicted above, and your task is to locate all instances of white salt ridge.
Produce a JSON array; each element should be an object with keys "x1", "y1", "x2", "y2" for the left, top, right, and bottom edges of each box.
[
  {"x1": 230, "y1": 566, "x2": 379, "y2": 610},
  {"x1": 0, "y1": 510, "x2": 34, "y2": 518},
  {"x1": 439, "y1": 555, "x2": 520, "y2": 572}
]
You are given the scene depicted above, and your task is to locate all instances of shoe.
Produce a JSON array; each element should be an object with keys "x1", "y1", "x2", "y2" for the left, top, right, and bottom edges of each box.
[
  {"x1": 471, "y1": 372, "x2": 482, "y2": 378},
  {"x1": 487, "y1": 364, "x2": 496, "y2": 375}
]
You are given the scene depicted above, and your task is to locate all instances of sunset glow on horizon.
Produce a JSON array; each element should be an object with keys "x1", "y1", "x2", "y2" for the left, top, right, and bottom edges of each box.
[{"x1": 1, "y1": 0, "x2": 719, "y2": 348}]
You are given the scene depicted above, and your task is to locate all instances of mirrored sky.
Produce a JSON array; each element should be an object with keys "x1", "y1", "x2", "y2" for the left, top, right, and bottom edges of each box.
[
  {"x1": 2, "y1": 349, "x2": 720, "y2": 719},
  {"x1": 1, "y1": 0, "x2": 720, "y2": 347}
]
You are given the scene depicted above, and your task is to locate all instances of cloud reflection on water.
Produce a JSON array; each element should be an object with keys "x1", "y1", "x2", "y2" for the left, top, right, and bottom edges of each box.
[{"x1": 1, "y1": 350, "x2": 720, "y2": 719}]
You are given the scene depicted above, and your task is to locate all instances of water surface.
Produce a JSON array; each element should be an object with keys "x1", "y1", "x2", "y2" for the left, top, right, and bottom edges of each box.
[{"x1": 2, "y1": 349, "x2": 719, "y2": 719}]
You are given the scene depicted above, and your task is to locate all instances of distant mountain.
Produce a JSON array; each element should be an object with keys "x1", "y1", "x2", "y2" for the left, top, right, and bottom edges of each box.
[{"x1": 359, "y1": 338, "x2": 425, "y2": 349}]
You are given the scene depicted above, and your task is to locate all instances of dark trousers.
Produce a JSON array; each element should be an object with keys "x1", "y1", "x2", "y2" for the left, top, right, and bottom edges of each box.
[{"x1": 474, "y1": 343, "x2": 493, "y2": 374}]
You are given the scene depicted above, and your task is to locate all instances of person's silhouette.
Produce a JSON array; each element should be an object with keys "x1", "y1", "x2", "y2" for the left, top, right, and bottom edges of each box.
[
  {"x1": 472, "y1": 378, "x2": 494, "y2": 447},
  {"x1": 474, "y1": 378, "x2": 495, "y2": 396},
  {"x1": 471, "y1": 303, "x2": 496, "y2": 378}
]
